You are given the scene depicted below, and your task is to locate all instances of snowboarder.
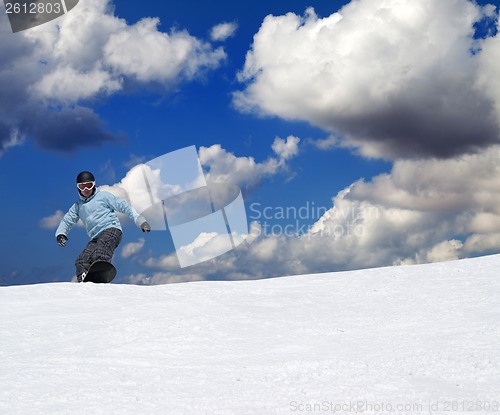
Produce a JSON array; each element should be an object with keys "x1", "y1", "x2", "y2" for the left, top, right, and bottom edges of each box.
[{"x1": 55, "y1": 171, "x2": 151, "y2": 282}]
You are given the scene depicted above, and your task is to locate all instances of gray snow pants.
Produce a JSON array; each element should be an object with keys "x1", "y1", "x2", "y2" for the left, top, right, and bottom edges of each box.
[{"x1": 75, "y1": 227, "x2": 122, "y2": 278}]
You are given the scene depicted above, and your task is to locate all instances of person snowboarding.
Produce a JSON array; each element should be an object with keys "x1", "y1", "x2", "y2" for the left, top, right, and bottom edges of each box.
[{"x1": 56, "y1": 171, "x2": 151, "y2": 282}]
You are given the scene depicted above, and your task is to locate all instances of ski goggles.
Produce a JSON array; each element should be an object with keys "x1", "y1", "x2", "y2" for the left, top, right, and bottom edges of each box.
[{"x1": 77, "y1": 181, "x2": 95, "y2": 191}]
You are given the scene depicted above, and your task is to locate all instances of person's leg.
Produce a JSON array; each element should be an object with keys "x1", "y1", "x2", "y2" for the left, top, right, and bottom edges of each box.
[
  {"x1": 74, "y1": 228, "x2": 122, "y2": 282},
  {"x1": 75, "y1": 239, "x2": 98, "y2": 282},
  {"x1": 91, "y1": 228, "x2": 123, "y2": 263}
]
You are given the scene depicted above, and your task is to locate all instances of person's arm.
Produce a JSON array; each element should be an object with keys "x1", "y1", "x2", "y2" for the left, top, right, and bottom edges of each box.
[
  {"x1": 107, "y1": 193, "x2": 150, "y2": 231},
  {"x1": 55, "y1": 203, "x2": 80, "y2": 245}
]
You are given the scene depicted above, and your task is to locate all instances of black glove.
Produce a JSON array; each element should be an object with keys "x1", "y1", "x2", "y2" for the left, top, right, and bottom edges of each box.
[
  {"x1": 56, "y1": 234, "x2": 68, "y2": 247},
  {"x1": 141, "y1": 221, "x2": 151, "y2": 232}
]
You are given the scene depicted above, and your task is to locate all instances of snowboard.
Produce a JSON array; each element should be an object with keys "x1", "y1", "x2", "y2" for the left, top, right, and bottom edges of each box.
[{"x1": 83, "y1": 260, "x2": 117, "y2": 284}]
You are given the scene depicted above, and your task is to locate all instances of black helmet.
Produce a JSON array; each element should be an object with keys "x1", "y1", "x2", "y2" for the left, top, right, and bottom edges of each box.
[{"x1": 76, "y1": 171, "x2": 95, "y2": 183}]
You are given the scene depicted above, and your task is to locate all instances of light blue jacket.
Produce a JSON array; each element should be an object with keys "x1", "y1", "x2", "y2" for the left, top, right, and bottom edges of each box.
[{"x1": 55, "y1": 189, "x2": 146, "y2": 240}]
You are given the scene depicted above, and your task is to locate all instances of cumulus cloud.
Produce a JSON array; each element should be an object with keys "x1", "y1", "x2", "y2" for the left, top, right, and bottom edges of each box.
[
  {"x1": 271, "y1": 135, "x2": 300, "y2": 160},
  {"x1": 121, "y1": 238, "x2": 145, "y2": 258},
  {"x1": 210, "y1": 22, "x2": 238, "y2": 41},
  {"x1": 134, "y1": 145, "x2": 500, "y2": 284},
  {"x1": 39, "y1": 210, "x2": 65, "y2": 229},
  {"x1": 295, "y1": 146, "x2": 500, "y2": 268},
  {"x1": 234, "y1": 0, "x2": 500, "y2": 159},
  {"x1": 0, "y1": 0, "x2": 227, "y2": 154},
  {"x1": 31, "y1": 66, "x2": 122, "y2": 102},
  {"x1": 174, "y1": 231, "x2": 236, "y2": 268},
  {"x1": 102, "y1": 18, "x2": 225, "y2": 83},
  {"x1": 423, "y1": 240, "x2": 463, "y2": 263},
  {"x1": 101, "y1": 162, "x2": 190, "y2": 218},
  {"x1": 200, "y1": 135, "x2": 300, "y2": 190},
  {"x1": 39, "y1": 209, "x2": 84, "y2": 229}
]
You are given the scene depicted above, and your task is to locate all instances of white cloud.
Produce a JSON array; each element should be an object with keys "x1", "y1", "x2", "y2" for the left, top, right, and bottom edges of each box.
[
  {"x1": 90, "y1": 140, "x2": 295, "y2": 268},
  {"x1": 249, "y1": 235, "x2": 280, "y2": 262},
  {"x1": 0, "y1": 0, "x2": 227, "y2": 153},
  {"x1": 271, "y1": 135, "x2": 300, "y2": 161},
  {"x1": 32, "y1": 3, "x2": 226, "y2": 101},
  {"x1": 39, "y1": 210, "x2": 84, "y2": 229},
  {"x1": 301, "y1": 146, "x2": 500, "y2": 267},
  {"x1": 121, "y1": 238, "x2": 145, "y2": 258},
  {"x1": 0, "y1": 129, "x2": 25, "y2": 156},
  {"x1": 144, "y1": 252, "x2": 180, "y2": 271},
  {"x1": 103, "y1": 18, "x2": 226, "y2": 83},
  {"x1": 210, "y1": 22, "x2": 238, "y2": 42},
  {"x1": 463, "y1": 233, "x2": 500, "y2": 254},
  {"x1": 39, "y1": 210, "x2": 64, "y2": 229},
  {"x1": 425, "y1": 240, "x2": 463, "y2": 263},
  {"x1": 310, "y1": 135, "x2": 337, "y2": 151},
  {"x1": 176, "y1": 232, "x2": 234, "y2": 267},
  {"x1": 31, "y1": 66, "x2": 122, "y2": 102},
  {"x1": 100, "y1": 163, "x2": 184, "y2": 215},
  {"x1": 131, "y1": 145, "x2": 500, "y2": 284},
  {"x1": 200, "y1": 135, "x2": 300, "y2": 190},
  {"x1": 235, "y1": 0, "x2": 500, "y2": 159}
]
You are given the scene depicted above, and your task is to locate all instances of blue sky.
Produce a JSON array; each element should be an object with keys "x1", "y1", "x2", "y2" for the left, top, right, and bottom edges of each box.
[{"x1": 1, "y1": 0, "x2": 500, "y2": 285}]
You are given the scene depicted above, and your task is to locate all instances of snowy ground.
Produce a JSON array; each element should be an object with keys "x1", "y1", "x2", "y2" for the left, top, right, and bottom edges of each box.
[{"x1": 1, "y1": 255, "x2": 499, "y2": 415}]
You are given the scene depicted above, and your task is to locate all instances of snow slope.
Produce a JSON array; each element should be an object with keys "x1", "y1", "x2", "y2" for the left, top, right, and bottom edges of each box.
[{"x1": 1, "y1": 255, "x2": 499, "y2": 415}]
